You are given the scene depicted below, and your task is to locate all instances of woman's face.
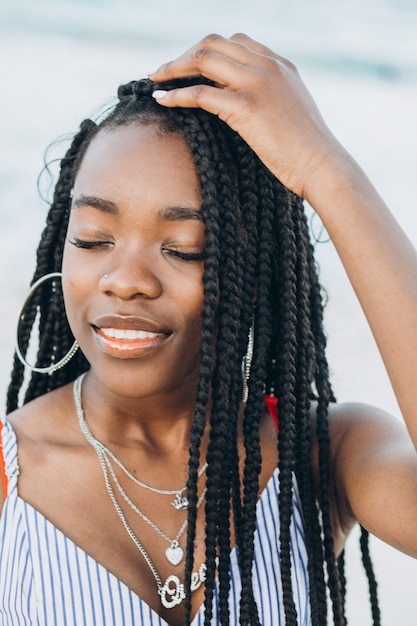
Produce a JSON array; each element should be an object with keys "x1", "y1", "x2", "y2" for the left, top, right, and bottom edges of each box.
[{"x1": 62, "y1": 123, "x2": 206, "y2": 400}]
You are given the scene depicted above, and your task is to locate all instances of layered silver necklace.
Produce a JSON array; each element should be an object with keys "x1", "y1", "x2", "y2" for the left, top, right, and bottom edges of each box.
[{"x1": 73, "y1": 373, "x2": 207, "y2": 609}]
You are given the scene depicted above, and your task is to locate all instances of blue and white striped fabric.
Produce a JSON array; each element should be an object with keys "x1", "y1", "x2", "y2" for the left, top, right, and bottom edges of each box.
[{"x1": 0, "y1": 417, "x2": 311, "y2": 625}]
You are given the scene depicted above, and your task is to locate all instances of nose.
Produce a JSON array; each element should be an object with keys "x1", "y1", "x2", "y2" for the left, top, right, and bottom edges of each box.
[{"x1": 100, "y1": 250, "x2": 163, "y2": 300}]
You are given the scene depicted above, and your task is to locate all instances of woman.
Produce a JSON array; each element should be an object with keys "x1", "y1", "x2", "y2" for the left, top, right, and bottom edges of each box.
[{"x1": 1, "y1": 33, "x2": 417, "y2": 626}]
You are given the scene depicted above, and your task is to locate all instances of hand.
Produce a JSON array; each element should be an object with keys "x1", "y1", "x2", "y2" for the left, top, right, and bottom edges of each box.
[{"x1": 149, "y1": 33, "x2": 348, "y2": 200}]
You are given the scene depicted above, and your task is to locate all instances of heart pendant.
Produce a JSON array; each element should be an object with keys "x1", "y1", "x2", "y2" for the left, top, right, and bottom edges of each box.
[{"x1": 165, "y1": 541, "x2": 184, "y2": 566}]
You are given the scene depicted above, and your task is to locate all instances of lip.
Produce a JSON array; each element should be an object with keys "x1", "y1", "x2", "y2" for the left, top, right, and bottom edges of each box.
[
  {"x1": 91, "y1": 315, "x2": 172, "y2": 358},
  {"x1": 92, "y1": 315, "x2": 171, "y2": 333}
]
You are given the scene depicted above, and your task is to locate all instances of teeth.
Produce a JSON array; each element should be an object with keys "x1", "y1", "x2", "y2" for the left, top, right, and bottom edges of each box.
[{"x1": 101, "y1": 328, "x2": 161, "y2": 340}]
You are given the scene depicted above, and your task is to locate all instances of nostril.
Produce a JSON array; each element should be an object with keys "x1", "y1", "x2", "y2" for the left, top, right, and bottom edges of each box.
[{"x1": 99, "y1": 267, "x2": 163, "y2": 300}]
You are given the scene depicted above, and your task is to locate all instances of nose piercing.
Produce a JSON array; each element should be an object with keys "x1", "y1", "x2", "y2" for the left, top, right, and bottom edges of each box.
[{"x1": 103, "y1": 274, "x2": 109, "y2": 279}]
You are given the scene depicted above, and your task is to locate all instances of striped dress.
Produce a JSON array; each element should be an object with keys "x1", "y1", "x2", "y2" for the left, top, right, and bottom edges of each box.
[{"x1": 0, "y1": 416, "x2": 311, "y2": 625}]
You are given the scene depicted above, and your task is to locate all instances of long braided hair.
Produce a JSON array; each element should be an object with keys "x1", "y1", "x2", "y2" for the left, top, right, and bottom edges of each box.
[{"x1": 6, "y1": 77, "x2": 380, "y2": 626}]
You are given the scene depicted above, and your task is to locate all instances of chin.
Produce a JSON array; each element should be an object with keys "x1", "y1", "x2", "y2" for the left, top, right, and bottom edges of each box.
[{"x1": 87, "y1": 363, "x2": 198, "y2": 401}]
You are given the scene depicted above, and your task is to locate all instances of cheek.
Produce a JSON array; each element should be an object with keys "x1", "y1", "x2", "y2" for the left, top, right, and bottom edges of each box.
[
  {"x1": 62, "y1": 238, "x2": 81, "y2": 287},
  {"x1": 183, "y1": 298, "x2": 204, "y2": 356},
  {"x1": 61, "y1": 244, "x2": 92, "y2": 327},
  {"x1": 184, "y1": 282, "x2": 205, "y2": 321},
  {"x1": 61, "y1": 282, "x2": 82, "y2": 336},
  {"x1": 62, "y1": 239, "x2": 95, "y2": 281},
  {"x1": 61, "y1": 244, "x2": 75, "y2": 317}
]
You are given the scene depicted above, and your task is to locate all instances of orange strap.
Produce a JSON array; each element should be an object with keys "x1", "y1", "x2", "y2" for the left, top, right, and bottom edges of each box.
[
  {"x1": 264, "y1": 395, "x2": 279, "y2": 433},
  {"x1": 0, "y1": 423, "x2": 8, "y2": 498}
]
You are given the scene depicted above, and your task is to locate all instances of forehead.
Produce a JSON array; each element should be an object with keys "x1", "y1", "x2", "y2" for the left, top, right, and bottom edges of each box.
[{"x1": 73, "y1": 123, "x2": 202, "y2": 205}]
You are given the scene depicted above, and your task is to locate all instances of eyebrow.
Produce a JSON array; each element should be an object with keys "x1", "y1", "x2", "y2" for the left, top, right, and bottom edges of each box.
[
  {"x1": 72, "y1": 195, "x2": 118, "y2": 214},
  {"x1": 72, "y1": 195, "x2": 202, "y2": 221},
  {"x1": 159, "y1": 206, "x2": 203, "y2": 222}
]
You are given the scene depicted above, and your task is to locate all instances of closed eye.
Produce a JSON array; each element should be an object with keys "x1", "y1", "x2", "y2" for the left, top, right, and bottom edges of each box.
[
  {"x1": 164, "y1": 248, "x2": 207, "y2": 262},
  {"x1": 68, "y1": 237, "x2": 113, "y2": 250}
]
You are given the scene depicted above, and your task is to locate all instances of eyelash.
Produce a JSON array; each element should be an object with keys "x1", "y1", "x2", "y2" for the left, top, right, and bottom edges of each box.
[
  {"x1": 68, "y1": 237, "x2": 111, "y2": 250},
  {"x1": 164, "y1": 248, "x2": 207, "y2": 262},
  {"x1": 69, "y1": 238, "x2": 207, "y2": 261}
]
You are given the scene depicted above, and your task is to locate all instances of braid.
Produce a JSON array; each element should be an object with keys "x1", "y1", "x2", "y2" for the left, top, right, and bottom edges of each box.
[
  {"x1": 7, "y1": 75, "x2": 381, "y2": 626},
  {"x1": 7, "y1": 120, "x2": 95, "y2": 413},
  {"x1": 291, "y1": 197, "x2": 328, "y2": 626},
  {"x1": 273, "y1": 189, "x2": 299, "y2": 624},
  {"x1": 179, "y1": 112, "x2": 222, "y2": 625},
  {"x1": 360, "y1": 527, "x2": 381, "y2": 626},
  {"x1": 238, "y1": 163, "x2": 276, "y2": 626},
  {"x1": 208, "y1": 138, "x2": 242, "y2": 625},
  {"x1": 337, "y1": 550, "x2": 347, "y2": 612},
  {"x1": 304, "y1": 232, "x2": 347, "y2": 626},
  {"x1": 183, "y1": 112, "x2": 236, "y2": 625}
]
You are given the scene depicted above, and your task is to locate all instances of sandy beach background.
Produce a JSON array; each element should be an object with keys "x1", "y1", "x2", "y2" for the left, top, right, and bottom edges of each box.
[{"x1": 1, "y1": 1, "x2": 417, "y2": 623}]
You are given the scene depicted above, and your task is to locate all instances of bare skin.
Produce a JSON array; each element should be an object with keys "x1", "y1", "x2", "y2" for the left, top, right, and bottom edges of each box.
[
  {"x1": 0, "y1": 124, "x2": 278, "y2": 625},
  {"x1": 149, "y1": 32, "x2": 417, "y2": 553},
  {"x1": 150, "y1": 35, "x2": 417, "y2": 430},
  {"x1": 2, "y1": 385, "x2": 280, "y2": 625},
  {"x1": 2, "y1": 32, "x2": 417, "y2": 626}
]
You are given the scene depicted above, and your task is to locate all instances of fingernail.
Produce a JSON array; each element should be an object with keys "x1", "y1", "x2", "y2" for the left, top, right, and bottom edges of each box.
[{"x1": 152, "y1": 90, "x2": 168, "y2": 100}]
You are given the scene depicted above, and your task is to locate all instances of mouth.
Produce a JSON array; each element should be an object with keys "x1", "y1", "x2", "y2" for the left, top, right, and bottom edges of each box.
[
  {"x1": 100, "y1": 328, "x2": 164, "y2": 341},
  {"x1": 92, "y1": 316, "x2": 172, "y2": 357}
]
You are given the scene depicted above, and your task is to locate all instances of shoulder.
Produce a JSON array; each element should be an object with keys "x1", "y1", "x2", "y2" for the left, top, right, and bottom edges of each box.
[
  {"x1": 7, "y1": 382, "x2": 75, "y2": 435},
  {"x1": 326, "y1": 400, "x2": 413, "y2": 468},
  {"x1": 6, "y1": 383, "x2": 79, "y2": 482},
  {"x1": 325, "y1": 401, "x2": 415, "y2": 506},
  {"x1": 324, "y1": 401, "x2": 417, "y2": 556},
  {"x1": 0, "y1": 383, "x2": 76, "y2": 510}
]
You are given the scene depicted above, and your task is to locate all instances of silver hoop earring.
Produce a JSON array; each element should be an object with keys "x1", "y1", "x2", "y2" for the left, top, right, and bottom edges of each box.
[
  {"x1": 15, "y1": 272, "x2": 79, "y2": 375},
  {"x1": 242, "y1": 323, "x2": 254, "y2": 403}
]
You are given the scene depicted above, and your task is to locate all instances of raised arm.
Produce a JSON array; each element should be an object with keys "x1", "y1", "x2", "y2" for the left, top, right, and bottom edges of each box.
[{"x1": 150, "y1": 33, "x2": 417, "y2": 446}]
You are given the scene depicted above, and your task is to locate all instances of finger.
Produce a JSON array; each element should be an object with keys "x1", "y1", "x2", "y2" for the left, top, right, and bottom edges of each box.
[
  {"x1": 229, "y1": 33, "x2": 298, "y2": 76},
  {"x1": 151, "y1": 82, "x2": 241, "y2": 127},
  {"x1": 185, "y1": 33, "x2": 282, "y2": 65},
  {"x1": 149, "y1": 33, "x2": 273, "y2": 83},
  {"x1": 150, "y1": 47, "x2": 257, "y2": 91},
  {"x1": 229, "y1": 33, "x2": 281, "y2": 61}
]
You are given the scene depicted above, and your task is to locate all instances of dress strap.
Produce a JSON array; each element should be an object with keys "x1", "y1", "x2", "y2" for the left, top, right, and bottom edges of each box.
[
  {"x1": 0, "y1": 422, "x2": 8, "y2": 497},
  {"x1": 0, "y1": 418, "x2": 20, "y2": 498}
]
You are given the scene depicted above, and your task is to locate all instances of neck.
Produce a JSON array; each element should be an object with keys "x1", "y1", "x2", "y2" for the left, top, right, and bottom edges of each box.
[{"x1": 78, "y1": 371, "x2": 205, "y2": 455}]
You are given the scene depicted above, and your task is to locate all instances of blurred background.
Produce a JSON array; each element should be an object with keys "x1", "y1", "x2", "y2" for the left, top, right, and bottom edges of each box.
[{"x1": 1, "y1": 0, "x2": 417, "y2": 623}]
